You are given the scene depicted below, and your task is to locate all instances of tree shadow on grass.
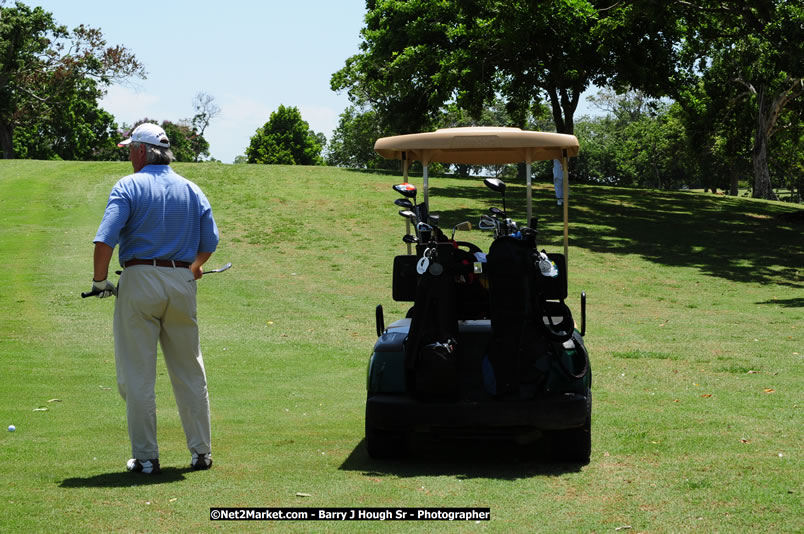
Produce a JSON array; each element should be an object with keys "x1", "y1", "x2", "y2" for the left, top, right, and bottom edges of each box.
[
  {"x1": 756, "y1": 297, "x2": 804, "y2": 308},
  {"x1": 59, "y1": 467, "x2": 191, "y2": 488},
  {"x1": 339, "y1": 438, "x2": 583, "y2": 481},
  {"x1": 425, "y1": 181, "x2": 804, "y2": 288}
]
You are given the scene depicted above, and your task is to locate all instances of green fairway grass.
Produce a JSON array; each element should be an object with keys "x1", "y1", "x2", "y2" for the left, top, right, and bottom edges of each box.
[{"x1": 0, "y1": 160, "x2": 801, "y2": 533}]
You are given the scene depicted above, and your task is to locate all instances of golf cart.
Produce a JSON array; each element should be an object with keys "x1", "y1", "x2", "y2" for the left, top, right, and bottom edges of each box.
[{"x1": 366, "y1": 127, "x2": 591, "y2": 462}]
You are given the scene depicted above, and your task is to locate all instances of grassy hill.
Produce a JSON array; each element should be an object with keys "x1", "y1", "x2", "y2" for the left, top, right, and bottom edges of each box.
[{"x1": 0, "y1": 160, "x2": 801, "y2": 533}]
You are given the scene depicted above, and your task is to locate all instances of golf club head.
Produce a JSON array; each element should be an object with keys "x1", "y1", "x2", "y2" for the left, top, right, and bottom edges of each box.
[
  {"x1": 483, "y1": 177, "x2": 506, "y2": 194},
  {"x1": 429, "y1": 213, "x2": 440, "y2": 227},
  {"x1": 394, "y1": 198, "x2": 413, "y2": 209},
  {"x1": 402, "y1": 234, "x2": 418, "y2": 244},
  {"x1": 489, "y1": 207, "x2": 504, "y2": 217},
  {"x1": 393, "y1": 183, "x2": 417, "y2": 200},
  {"x1": 416, "y1": 221, "x2": 433, "y2": 243},
  {"x1": 451, "y1": 221, "x2": 472, "y2": 240},
  {"x1": 207, "y1": 262, "x2": 233, "y2": 274},
  {"x1": 398, "y1": 209, "x2": 417, "y2": 220},
  {"x1": 478, "y1": 215, "x2": 496, "y2": 230}
]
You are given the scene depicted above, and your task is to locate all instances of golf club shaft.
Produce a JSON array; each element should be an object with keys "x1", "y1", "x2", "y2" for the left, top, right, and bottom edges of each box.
[
  {"x1": 204, "y1": 262, "x2": 232, "y2": 274},
  {"x1": 83, "y1": 262, "x2": 231, "y2": 298}
]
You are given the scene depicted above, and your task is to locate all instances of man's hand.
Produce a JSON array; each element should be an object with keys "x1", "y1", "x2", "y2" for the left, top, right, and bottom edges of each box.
[
  {"x1": 92, "y1": 279, "x2": 117, "y2": 298},
  {"x1": 191, "y1": 251, "x2": 213, "y2": 280}
]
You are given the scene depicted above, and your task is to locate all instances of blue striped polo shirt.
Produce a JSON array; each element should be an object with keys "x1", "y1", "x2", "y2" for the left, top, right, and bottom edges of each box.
[{"x1": 94, "y1": 165, "x2": 219, "y2": 266}]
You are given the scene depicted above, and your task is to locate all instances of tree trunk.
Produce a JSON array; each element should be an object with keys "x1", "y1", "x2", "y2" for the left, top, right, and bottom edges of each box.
[
  {"x1": 751, "y1": 86, "x2": 778, "y2": 201},
  {"x1": 752, "y1": 128, "x2": 777, "y2": 200},
  {"x1": 729, "y1": 166, "x2": 739, "y2": 196},
  {"x1": 0, "y1": 122, "x2": 14, "y2": 159}
]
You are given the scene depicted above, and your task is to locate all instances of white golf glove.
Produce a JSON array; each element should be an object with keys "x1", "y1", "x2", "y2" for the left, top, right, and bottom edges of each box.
[{"x1": 92, "y1": 279, "x2": 117, "y2": 298}]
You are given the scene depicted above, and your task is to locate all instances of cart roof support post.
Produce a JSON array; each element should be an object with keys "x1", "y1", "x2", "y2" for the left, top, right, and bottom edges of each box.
[
  {"x1": 402, "y1": 152, "x2": 412, "y2": 255},
  {"x1": 526, "y1": 159, "x2": 533, "y2": 227},
  {"x1": 423, "y1": 163, "x2": 429, "y2": 213},
  {"x1": 562, "y1": 149, "x2": 569, "y2": 266}
]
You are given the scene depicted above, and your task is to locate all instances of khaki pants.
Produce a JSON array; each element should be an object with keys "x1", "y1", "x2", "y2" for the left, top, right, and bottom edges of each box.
[{"x1": 114, "y1": 265, "x2": 211, "y2": 460}]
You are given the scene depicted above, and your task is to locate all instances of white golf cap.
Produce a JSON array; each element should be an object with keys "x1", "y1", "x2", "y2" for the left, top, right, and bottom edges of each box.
[{"x1": 118, "y1": 123, "x2": 170, "y2": 148}]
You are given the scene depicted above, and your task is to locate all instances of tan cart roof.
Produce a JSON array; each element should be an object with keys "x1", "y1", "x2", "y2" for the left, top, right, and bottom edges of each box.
[{"x1": 374, "y1": 127, "x2": 579, "y2": 165}]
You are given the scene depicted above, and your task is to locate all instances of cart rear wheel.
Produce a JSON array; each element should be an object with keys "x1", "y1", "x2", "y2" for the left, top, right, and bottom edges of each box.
[
  {"x1": 365, "y1": 400, "x2": 409, "y2": 459},
  {"x1": 550, "y1": 389, "x2": 591, "y2": 463}
]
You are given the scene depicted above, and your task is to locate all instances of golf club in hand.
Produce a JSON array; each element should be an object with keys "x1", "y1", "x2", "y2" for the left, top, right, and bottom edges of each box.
[{"x1": 81, "y1": 262, "x2": 233, "y2": 298}]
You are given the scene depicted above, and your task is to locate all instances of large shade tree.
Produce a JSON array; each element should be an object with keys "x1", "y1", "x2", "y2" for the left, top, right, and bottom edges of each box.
[
  {"x1": 332, "y1": 0, "x2": 682, "y2": 136},
  {"x1": 674, "y1": 1, "x2": 804, "y2": 200},
  {"x1": 0, "y1": 1, "x2": 145, "y2": 159}
]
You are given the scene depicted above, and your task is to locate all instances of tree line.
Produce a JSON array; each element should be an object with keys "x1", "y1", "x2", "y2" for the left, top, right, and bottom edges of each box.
[
  {"x1": 329, "y1": 0, "x2": 803, "y2": 202},
  {"x1": 0, "y1": 2, "x2": 224, "y2": 162},
  {"x1": 0, "y1": 2, "x2": 327, "y2": 166},
  {"x1": 3, "y1": 1, "x2": 801, "y2": 203}
]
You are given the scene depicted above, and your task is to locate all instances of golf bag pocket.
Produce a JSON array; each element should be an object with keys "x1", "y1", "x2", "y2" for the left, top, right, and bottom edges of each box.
[
  {"x1": 545, "y1": 331, "x2": 589, "y2": 394},
  {"x1": 414, "y1": 339, "x2": 459, "y2": 398},
  {"x1": 393, "y1": 255, "x2": 418, "y2": 302}
]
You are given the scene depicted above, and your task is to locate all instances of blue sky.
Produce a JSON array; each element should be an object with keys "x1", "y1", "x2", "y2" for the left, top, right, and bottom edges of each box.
[
  {"x1": 31, "y1": 1, "x2": 367, "y2": 163},
  {"x1": 31, "y1": 1, "x2": 600, "y2": 164}
]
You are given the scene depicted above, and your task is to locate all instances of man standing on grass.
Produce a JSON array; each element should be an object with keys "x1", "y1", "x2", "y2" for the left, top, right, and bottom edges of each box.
[{"x1": 89, "y1": 122, "x2": 218, "y2": 474}]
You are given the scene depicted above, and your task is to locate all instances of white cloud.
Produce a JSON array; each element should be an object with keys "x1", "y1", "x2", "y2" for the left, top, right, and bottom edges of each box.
[
  {"x1": 299, "y1": 105, "x2": 341, "y2": 140},
  {"x1": 99, "y1": 86, "x2": 163, "y2": 127}
]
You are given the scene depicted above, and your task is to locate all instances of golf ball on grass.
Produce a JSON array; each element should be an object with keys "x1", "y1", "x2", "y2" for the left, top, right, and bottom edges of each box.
[{"x1": 8, "y1": 425, "x2": 15, "y2": 432}]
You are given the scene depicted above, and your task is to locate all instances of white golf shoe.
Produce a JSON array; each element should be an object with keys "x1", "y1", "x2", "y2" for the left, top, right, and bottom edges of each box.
[
  {"x1": 191, "y1": 452, "x2": 212, "y2": 470},
  {"x1": 126, "y1": 458, "x2": 161, "y2": 474}
]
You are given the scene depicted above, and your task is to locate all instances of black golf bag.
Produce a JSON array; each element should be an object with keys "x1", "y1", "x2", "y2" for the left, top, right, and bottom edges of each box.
[
  {"x1": 485, "y1": 236, "x2": 580, "y2": 397},
  {"x1": 404, "y1": 242, "x2": 466, "y2": 399}
]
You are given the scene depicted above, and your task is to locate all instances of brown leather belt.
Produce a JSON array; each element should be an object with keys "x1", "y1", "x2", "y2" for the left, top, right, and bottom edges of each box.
[{"x1": 124, "y1": 259, "x2": 192, "y2": 269}]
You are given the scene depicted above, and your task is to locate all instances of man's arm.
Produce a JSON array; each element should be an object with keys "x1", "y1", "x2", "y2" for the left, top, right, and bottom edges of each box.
[
  {"x1": 191, "y1": 251, "x2": 213, "y2": 280},
  {"x1": 94, "y1": 242, "x2": 115, "y2": 282}
]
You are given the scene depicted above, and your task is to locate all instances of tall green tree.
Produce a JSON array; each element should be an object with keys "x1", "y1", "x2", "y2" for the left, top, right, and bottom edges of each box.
[
  {"x1": 675, "y1": 1, "x2": 804, "y2": 200},
  {"x1": 574, "y1": 90, "x2": 696, "y2": 189},
  {"x1": 160, "y1": 121, "x2": 198, "y2": 163},
  {"x1": 0, "y1": 1, "x2": 145, "y2": 159},
  {"x1": 11, "y1": 76, "x2": 121, "y2": 160},
  {"x1": 246, "y1": 105, "x2": 324, "y2": 165},
  {"x1": 331, "y1": 0, "x2": 459, "y2": 135},
  {"x1": 332, "y1": 0, "x2": 682, "y2": 136},
  {"x1": 327, "y1": 105, "x2": 392, "y2": 169}
]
